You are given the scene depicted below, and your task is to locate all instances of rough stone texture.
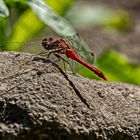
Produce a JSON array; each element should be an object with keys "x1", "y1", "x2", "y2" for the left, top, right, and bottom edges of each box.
[{"x1": 0, "y1": 52, "x2": 140, "y2": 140}]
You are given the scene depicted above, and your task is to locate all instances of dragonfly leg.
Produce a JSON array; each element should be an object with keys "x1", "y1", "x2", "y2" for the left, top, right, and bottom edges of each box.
[
  {"x1": 37, "y1": 51, "x2": 48, "y2": 56},
  {"x1": 47, "y1": 48, "x2": 65, "y2": 58},
  {"x1": 54, "y1": 54, "x2": 75, "y2": 74},
  {"x1": 37, "y1": 50, "x2": 55, "y2": 58},
  {"x1": 55, "y1": 54, "x2": 67, "y2": 73},
  {"x1": 37, "y1": 50, "x2": 75, "y2": 74}
]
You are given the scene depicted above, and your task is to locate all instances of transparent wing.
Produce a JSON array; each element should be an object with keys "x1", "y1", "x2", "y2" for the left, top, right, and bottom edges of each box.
[
  {"x1": 0, "y1": 35, "x2": 95, "y2": 64},
  {"x1": 0, "y1": 39, "x2": 43, "y2": 53},
  {"x1": 65, "y1": 34, "x2": 95, "y2": 65}
]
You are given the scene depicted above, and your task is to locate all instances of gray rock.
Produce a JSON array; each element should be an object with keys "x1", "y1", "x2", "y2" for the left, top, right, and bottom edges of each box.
[{"x1": 0, "y1": 52, "x2": 139, "y2": 140}]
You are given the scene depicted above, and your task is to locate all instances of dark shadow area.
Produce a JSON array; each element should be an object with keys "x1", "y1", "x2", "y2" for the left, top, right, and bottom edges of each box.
[{"x1": 0, "y1": 101, "x2": 32, "y2": 125}]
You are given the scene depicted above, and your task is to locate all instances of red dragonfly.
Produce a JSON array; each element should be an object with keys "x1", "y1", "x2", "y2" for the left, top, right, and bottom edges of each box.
[
  {"x1": 0, "y1": 35, "x2": 107, "y2": 80},
  {"x1": 40, "y1": 37, "x2": 107, "y2": 81}
]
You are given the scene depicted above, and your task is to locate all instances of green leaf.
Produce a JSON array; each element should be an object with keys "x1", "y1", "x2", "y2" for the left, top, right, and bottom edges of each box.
[
  {"x1": 5, "y1": 0, "x2": 75, "y2": 51},
  {"x1": 97, "y1": 50, "x2": 140, "y2": 85},
  {"x1": 27, "y1": 0, "x2": 75, "y2": 36},
  {"x1": 0, "y1": 0, "x2": 9, "y2": 17},
  {"x1": 45, "y1": 0, "x2": 74, "y2": 14},
  {"x1": 0, "y1": 17, "x2": 7, "y2": 49},
  {"x1": 5, "y1": 10, "x2": 43, "y2": 51}
]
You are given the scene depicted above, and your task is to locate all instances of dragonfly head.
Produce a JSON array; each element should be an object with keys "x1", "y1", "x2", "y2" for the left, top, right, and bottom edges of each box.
[{"x1": 42, "y1": 38, "x2": 54, "y2": 50}]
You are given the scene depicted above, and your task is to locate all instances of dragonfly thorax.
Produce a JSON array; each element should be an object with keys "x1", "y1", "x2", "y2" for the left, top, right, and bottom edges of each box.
[{"x1": 41, "y1": 38, "x2": 70, "y2": 51}]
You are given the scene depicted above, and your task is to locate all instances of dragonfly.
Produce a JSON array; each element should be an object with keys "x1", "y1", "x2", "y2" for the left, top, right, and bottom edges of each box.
[
  {"x1": 39, "y1": 36, "x2": 107, "y2": 81},
  {"x1": 0, "y1": 35, "x2": 107, "y2": 80}
]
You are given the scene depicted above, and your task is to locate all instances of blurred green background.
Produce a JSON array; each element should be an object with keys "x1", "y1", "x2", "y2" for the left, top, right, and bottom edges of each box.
[{"x1": 0, "y1": 0, "x2": 140, "y2": 85}]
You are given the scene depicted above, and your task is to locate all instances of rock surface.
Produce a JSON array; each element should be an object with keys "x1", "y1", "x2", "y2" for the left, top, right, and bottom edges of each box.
[{"x1": 0, "y1": 52, "x2": 140, "y2": 140}]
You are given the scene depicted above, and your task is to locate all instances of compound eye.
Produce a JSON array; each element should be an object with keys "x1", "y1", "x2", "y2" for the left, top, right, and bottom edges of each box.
[
  {"x1": 42, "y1": 38, "x2": 48, "y2": 49},
  {"x1": 49, "y1": 37, "x2": 53, "y2": 42}
]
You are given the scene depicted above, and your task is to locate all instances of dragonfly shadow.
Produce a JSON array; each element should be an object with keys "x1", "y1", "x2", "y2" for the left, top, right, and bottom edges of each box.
[{"x1": 32, "y1": 56, "x2": 90, "y2": 109}]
